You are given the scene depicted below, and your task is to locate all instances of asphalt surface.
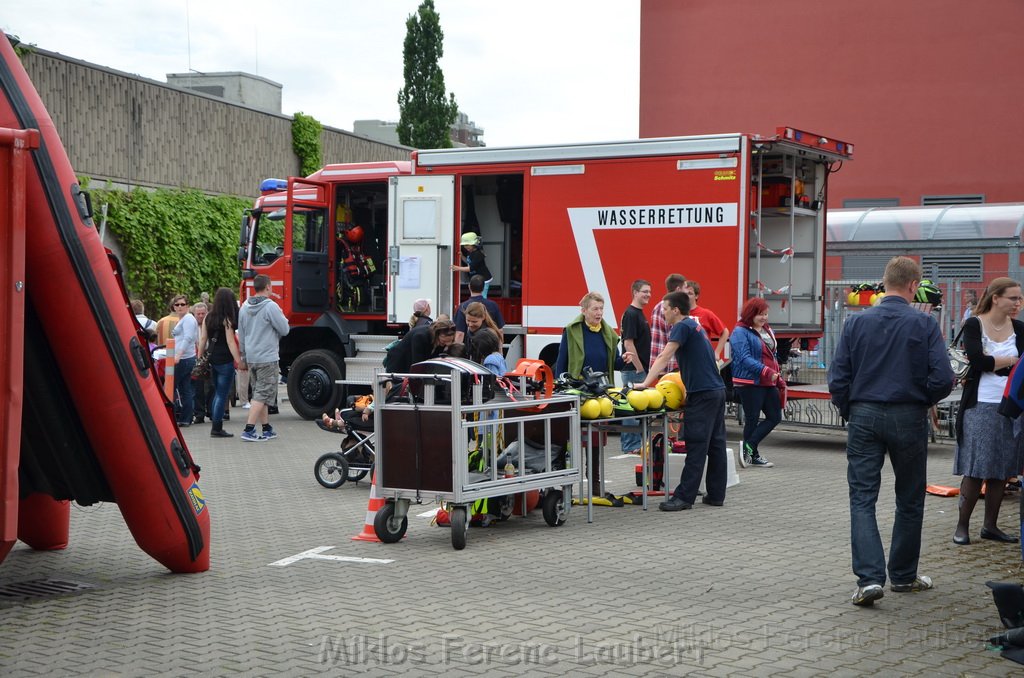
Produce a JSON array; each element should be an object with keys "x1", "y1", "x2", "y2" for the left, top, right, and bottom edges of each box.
[{"x1": 1, "y1": 392, "x2": 1021, "y2": 677}]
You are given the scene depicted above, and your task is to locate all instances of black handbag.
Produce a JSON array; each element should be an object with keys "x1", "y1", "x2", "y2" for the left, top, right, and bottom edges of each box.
[
  {"x1": 192, "y1": 353, "x2": 211, "y2": 380},
  {"x1": 192, "y1": 334, "x2": 215, "y2": 380}
]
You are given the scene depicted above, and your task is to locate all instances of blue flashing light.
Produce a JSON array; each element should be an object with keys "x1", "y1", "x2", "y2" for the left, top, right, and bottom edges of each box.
[{"x1": 260, "y1": 178, "x2": 288, "y2": 193}]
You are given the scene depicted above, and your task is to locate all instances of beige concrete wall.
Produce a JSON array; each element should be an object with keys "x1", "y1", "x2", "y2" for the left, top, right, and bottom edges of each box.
[{"x1": 21, "y1": 48, "x2": 410, "y2": 198}]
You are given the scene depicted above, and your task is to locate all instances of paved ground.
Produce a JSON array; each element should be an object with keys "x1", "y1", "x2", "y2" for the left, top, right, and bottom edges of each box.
[{"x1": 2, "y1": 393, "x2": 1022, "y2": 677}]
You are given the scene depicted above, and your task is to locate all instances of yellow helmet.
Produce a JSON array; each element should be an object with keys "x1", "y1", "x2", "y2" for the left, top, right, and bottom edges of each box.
[
  {"x1": 656, "y1": 373, "x2": 686, "y2": 409},
  {"x1": 598, "y1": 396, "x2": 614, "y2": 418}
]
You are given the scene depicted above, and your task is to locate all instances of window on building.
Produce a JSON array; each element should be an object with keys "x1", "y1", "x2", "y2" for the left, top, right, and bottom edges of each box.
[
  {"x1": 920, "y1": 255, "x2": 983, "y2": 282},
  {"x1": 191, "y1": 85, "x2": 225, "y2": 98},
  {"x1": 921, "y1": 194, "x2": 985, "y2": 206},
  {"x1": 842, "y1": 198, "x2": 900, "y2": 209}
]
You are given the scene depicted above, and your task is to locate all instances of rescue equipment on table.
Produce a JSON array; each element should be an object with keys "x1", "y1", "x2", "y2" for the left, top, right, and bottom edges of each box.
[
  {"x1": 335, "y1": 205, "x2": 376, "y2": 312},
  {"x1": 552, "y1": 367, "x2": 686, "y2": 419}
]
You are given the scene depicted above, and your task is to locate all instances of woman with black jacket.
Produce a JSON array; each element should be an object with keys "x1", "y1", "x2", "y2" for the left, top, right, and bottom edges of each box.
[
  {"x1": 953, "y1": 277, "x2": 1024, "y2": 545},
  {"x1": 387, "y1": 318, "x2": 457, "y2": 374}
]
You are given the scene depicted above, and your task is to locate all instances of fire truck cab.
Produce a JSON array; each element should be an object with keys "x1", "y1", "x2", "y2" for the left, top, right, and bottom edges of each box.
[{"x1": 240, "y1": 129, "x2": 851, "y2": 419}]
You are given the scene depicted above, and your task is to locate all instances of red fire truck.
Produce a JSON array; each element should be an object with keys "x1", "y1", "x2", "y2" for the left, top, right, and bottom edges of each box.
[{"x1": 239, "y1": 128, "x2": 852, "y2": 418}]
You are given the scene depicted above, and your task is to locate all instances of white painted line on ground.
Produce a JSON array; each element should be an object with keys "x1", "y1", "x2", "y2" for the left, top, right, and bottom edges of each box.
[
  {"x1": 610, "y1": 453, "x2": 641, "y2": 460},
  {"x1": 417, "y1": 507, "x2": 440, "y2": 518},
  {"x1": 269, "y1": 546, "x2": 393, "y2": 566}
]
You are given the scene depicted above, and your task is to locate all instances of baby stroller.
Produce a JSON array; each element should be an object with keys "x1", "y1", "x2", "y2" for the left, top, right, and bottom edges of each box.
[{"x1": 314, "y1": 396, "x2": 376, "y2": 489}]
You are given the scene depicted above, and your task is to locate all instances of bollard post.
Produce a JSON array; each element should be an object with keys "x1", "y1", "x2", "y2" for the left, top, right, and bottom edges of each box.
[{"x1": 164, "y1": 337, "x2": 175, "y2": 401}]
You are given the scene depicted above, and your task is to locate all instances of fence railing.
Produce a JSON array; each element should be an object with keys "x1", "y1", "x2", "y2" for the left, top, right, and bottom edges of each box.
[{"x1": 769, "y1": 273, "x2": 1009, "y2": 439}]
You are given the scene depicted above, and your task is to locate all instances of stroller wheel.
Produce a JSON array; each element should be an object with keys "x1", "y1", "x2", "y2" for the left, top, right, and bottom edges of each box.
[
  {"x1": 314, "y1": 452, "x2": 349, "y2": 489},
  {"x1": 341, "y1": 435, "x2": 374, "y2": 482}
]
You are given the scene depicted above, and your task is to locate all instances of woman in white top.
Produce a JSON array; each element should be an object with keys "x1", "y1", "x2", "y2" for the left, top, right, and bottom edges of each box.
[
  {"x1": 170, "y1": 294, "x2": 199, "y2": 427},
  {"x1": 953, "y1": 278, "x2": 1024, "y2": 545}
]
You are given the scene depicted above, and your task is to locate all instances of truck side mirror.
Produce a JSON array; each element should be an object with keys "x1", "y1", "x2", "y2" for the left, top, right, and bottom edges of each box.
[{"x1": 239, "y1": 214, "x2": 251, "y2": 246}]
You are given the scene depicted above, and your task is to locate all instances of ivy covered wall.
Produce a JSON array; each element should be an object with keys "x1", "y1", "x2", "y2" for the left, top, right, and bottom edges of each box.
[{"x1": 91, "y1": 184, "x2": 250, "y2": 316}]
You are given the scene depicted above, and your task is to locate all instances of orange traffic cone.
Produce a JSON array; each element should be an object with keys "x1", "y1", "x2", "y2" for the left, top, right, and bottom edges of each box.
[{"x1": 351, "y1": 471, "x2": 384, "y2": 542}]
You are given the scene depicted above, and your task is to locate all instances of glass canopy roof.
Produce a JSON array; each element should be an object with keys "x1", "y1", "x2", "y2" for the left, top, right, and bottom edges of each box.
[{"x1": 827, "y1": 203, "x2": 1024, "y2": 242}]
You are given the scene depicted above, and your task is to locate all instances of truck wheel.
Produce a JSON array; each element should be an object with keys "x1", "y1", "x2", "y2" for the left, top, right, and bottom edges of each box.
[{"x1": 287, "y1": 349, "x2": 344, "y2": 420}]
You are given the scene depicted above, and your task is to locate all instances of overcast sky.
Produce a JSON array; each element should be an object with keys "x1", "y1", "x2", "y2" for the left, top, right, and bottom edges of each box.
[{"x1": 2, "y1": 0, "x2": 640, "y2": 147}]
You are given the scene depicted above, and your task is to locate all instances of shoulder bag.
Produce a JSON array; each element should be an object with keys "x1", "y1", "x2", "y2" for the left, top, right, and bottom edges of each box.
[{"x1": 948, "y1": 325, "x2": 970, "y2": 380}]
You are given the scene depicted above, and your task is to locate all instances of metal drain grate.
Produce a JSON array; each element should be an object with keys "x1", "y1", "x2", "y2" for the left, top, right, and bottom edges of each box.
[{"x1": 0, "y1": 578, "x2": 97, "y2": 601}]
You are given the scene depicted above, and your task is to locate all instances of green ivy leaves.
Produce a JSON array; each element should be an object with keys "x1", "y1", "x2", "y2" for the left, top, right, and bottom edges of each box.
[
  {"x1": 93, "y1": 186, "x2": 250, "y2": 315},
  {"x1": 292, "y1": 112, "x2": 323, "y2": 177}
]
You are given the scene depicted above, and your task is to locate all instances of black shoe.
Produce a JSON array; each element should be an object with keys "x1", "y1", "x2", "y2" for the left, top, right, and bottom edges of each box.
[
  {"x1": 223, "y1": 413, "x2": 230, "y2": 421},
  {"x1": 210, "y1": 429, "x2": 233, "y2": 438},
  {"x1": 952, "y1": 533, "x2": 971, "y2": 545},
  {"x1": 193, "y1": 417, "x2": 205, "y2": 425},
  {"x1": 980, "y1": 528, "x2": 1019, "y2": 543},
  {"x1": 701, "y1": 497, "x2": 724, "y2": 506},
  {"x1": 658, "y1": 496, "x2": 693, "y2": 512}
]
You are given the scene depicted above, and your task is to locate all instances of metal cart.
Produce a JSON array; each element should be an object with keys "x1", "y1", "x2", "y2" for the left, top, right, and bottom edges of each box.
[{"x1": 371, "y1": 361, "x2": 582, "y2": 550}]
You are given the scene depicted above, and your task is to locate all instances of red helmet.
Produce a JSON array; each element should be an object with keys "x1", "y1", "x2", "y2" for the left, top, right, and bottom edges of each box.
[{"x1": 345, "y1": 225, "x2": 364, "y2": 243}]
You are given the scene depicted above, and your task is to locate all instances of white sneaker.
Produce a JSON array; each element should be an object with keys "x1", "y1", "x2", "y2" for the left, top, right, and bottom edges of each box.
[
  {"x1": 242, "y1": 402, "x2": 251, "y2": 409},
  {"x1": 891, "y1": 575, "x2": 933, "y2": 593},
  {"x1": 851, "y1": 584, "x2": 884, "y2": 606}
]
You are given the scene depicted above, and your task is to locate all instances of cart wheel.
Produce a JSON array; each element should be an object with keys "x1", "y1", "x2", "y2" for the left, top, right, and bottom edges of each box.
[
  {"x1": 348, "y1": 467, "x2": 370, "y2": 483},
  {"x1": 542, "y1": 490, "x2": 566, "y2": 527},
  {"x1": 314, "y1": 452, "x2": 349, "y2": 489},
  {"x1": 450, "y1": 506, "x2": 469, "y2": 550},
  {"x1": 498, "y1": 495, "x2": 514, "y2": 521},
  {"x1": 374, "y1": 502, "x2": 407, "y2": 543}
]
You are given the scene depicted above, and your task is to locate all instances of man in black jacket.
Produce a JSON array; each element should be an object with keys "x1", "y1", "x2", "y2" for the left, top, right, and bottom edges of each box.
[{"x1": 828, "y1": 256, "x2": 954, "y2": 607}]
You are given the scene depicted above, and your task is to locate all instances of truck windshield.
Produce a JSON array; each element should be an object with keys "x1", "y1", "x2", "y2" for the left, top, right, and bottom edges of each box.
[{"x1": 251, "y1": 209, "x2": 285, "y2": 265}]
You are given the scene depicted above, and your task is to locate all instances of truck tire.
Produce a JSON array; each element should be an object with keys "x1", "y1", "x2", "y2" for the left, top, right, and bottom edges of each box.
[{"x1": 287, "y1": 349, "x2": 344, "y2": 420}]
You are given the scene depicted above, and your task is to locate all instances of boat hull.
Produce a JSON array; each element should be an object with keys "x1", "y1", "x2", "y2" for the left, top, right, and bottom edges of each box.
[{"x1": 0, "y1": 34, "x2": 210, "y2": 573}]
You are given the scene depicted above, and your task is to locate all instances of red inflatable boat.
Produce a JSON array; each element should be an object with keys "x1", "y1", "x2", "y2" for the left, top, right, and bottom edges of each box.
[{"x1": 0, "y1": 33, "x2": 210, "y2": 573}]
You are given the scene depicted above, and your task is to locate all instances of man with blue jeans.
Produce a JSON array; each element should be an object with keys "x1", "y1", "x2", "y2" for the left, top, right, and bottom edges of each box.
[
  {"x1": 620, "y1": 279, "x2": 652, "y2": 454},
  {"x1": 828, "y1": 256, "x2": 954, "y2": 606},
  {"x1": 640, "y1": 291, "x2": 727, "y2": 510}
]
